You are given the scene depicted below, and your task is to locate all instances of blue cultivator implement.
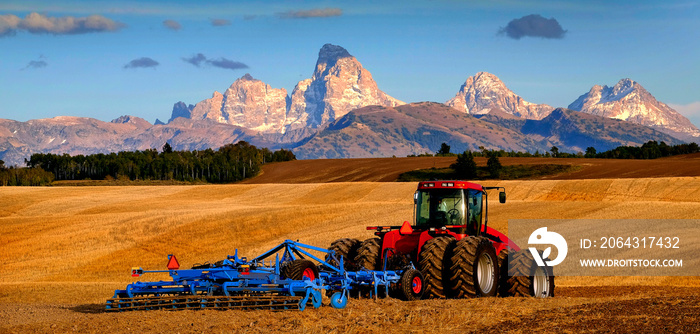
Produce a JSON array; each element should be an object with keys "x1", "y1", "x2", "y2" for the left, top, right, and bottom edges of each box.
[{"x1": 106, "y1": 240, "x2": 425, "y2": 312}]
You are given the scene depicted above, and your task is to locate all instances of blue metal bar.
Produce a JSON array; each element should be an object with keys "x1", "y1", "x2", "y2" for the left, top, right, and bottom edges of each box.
[{"x1": 251, "y1": 242, "x2": 287, "y2": 263}]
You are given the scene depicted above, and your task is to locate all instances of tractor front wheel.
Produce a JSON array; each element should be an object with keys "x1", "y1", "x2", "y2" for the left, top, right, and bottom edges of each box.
[
  {"x1": 418, "y1": 236, "x2": 455, "y2": 299},
  {"x1": 497, "y1": 248, "x2": 510, "y2": 297},
  {"x1": 449, "y1": 236, "x2": 498, "y2": 298}
]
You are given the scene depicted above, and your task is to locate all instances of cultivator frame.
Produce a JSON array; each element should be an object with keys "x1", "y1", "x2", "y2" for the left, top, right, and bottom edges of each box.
[{"x1": 107, "y1": 240, "x2": 418, "y2": 312}]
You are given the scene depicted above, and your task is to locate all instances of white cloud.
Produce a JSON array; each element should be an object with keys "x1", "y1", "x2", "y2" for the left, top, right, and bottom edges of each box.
[{"x1": 0, "y1": 12, "x2": 124, "y2": 37}]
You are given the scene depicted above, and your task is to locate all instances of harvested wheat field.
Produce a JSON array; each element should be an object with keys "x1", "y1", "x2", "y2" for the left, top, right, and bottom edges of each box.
[
  {"x1": 2, "y1": 178, "x2": 700, "y2": 333},
  {"x1": 243, "y1": 153, "x2": 700, "y2": 183}
]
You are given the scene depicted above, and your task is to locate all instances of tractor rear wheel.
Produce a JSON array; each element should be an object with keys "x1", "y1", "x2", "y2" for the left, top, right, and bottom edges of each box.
[
  {"x1": 326, "y1": 238, "x2": 361, "y2": 270},
  {"x1": 449, "y1": 236, "x2": 498, "y2": 298},
  {"x1": 354, "y1": 238, "x2": 382, "y2": 270},
  {"x1": 418, "y1": 236, "x2": 455, "y2": 299},
  {"x1": 505, "y1": 249, "x2": 555, "y2": 298},
  {"x1": 281, "y1": 259, "x2": 319, "y2": 281}
]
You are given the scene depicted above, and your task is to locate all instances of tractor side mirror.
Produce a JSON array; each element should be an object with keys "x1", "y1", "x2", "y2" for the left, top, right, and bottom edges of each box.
[
  {"x1": 499, "y1": 191, "x2": 506, "y2": 204},
  {"x1": 414, "y1": 192, "x2": 418, "y2": 204}
]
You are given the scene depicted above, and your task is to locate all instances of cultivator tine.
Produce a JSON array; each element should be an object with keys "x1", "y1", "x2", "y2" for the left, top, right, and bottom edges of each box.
[{"x1": 106, "y1": 295, "x2": 304, "y2": 312}]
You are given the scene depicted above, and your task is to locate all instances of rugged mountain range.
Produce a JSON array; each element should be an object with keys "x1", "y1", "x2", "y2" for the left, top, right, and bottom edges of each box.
[
  {"x1": 1, "y1": 44, "x2": 697, "y2": 166},
  {"x1": 0, "y1": 116, "x2": 265, "y2": 166},
  {"x1": 168, "y1": 44, "x2": 403, "y2": 134},
  {"x1": 294, "y1": 103, "x2": 681, "y2": 159},
  {"x1": 294, "y1": 102, "x2": 541, "y2": 159},
  {"x1": 568, "y1": 79, "x2": 700, "y2": 140},
  {"x1": 476, "y1": 108, "x2": 682, "y2": 153}
]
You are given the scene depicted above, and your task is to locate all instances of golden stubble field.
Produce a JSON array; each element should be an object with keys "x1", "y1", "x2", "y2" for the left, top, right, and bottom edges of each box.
[{"x1": 2, "y1": 178, "x2": 700, "y2": 333}]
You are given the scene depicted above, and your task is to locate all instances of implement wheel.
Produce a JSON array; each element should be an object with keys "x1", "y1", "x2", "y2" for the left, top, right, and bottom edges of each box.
[
  {"x1": 504, "y1": 249, "x2": 555, "y2": 298},
  {"x1": 418, "y1": 236, "x2": 455, "y2": 299},
  {"x1": 354, "y1": 238, "x2": 382, "y2": 270},
  {"x1": 449, "y1": 236, "x2": 498, "y2": 298},
  {"x1": 327, "y1": 238, "x2": 361, "y2": 270},
  {"x1": 397, "y1": 269, "x2": 425, "y2": 301},
  {"x1": 281, "y1": 259, "x2": 319, "y2": 281}
]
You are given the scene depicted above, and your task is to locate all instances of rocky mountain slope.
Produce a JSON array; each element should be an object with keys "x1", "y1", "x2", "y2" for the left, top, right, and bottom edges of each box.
[
  {"x1": 445, "y1": 72, "x2": 554, "y2": 119},
  {"x1": 568, "y1": 79, "x2": 700, "y2": 139},
  {"x1": 294, "y1": 102, "x2": 544, "y2": 159},
  {"x1": 477, "y1": 108, "x2": 682, "y2": 153},
  {"x1": 293, "y1": 103, "x2": 681, "y2": 159},
  {"x1": 168, "y1": 44, "x2": 403, "y2": 134}
]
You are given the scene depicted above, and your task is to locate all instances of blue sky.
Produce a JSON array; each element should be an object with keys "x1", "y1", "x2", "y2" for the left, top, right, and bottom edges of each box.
[{"x1": 1, "y1": 0, "x2": 699, "y2": 125}]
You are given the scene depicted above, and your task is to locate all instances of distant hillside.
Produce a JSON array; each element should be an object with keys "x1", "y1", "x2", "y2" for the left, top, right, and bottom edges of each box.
[
  {"x1": 294, "y1": 102, "x2": 548, "y2": 159},
  {"x1": 293, "y1": 103, "x2": 683, "y2": 159}
]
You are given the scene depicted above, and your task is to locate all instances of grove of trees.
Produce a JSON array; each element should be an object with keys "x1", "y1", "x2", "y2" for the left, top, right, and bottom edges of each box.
[
  {"x1": 0, "y1": 159, "x2": 55, "y2": 186},
  {"x1": 24, "y1": 141, "x2": 295, "y2": 183},
  {"x1": 594, "y1": 141, "x2": 700, "y2": 159}
]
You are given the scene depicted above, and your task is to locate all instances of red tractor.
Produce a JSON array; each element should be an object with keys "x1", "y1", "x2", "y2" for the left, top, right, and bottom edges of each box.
[{"x1": 328, "y1": 180, "x2": 554, "y2": 299}]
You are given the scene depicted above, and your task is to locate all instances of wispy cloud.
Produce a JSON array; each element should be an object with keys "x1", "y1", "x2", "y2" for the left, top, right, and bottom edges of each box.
[
  {"x1": 210, "y1": 18, "x2": 231, "y2": 26},
  {"x1": 163, "y1": 19, "x2": 181, "y2": 31},
  {"x1": 182, "y1": 53, "x2": 207, "y2": 67},
  {"x1": 499, "y1": 14, "x2": 567, "y2": 40},
  {"x1": 182, "y1": 53, "x2": 248, "y2": 70},
  {"x1": 124, "y1": 57, "x2": 159, "y2": 69},
  {"x1": 0, "y1": 12, "x2": 124, "y2": 37},
  {"x1": 243, "y1": 15, "x2": 257, "y2": 21},
  {"x1": 207, "y1": 58, "x2": 248, "y2": 70},
  {"x1": 277, "y1": 8, "x2": 342, "y2": 19},
  {"x1": 21, "y1": 58, "x2": 48, "y2": 70}
]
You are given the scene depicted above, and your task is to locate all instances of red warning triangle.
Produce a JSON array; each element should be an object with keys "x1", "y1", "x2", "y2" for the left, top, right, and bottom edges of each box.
[
  {"x1": 167, "y1": 254, "x2": 180, "y2": 270},
  {"x1": 399, "y1": 221, "x2": 413, "y2": 235}
]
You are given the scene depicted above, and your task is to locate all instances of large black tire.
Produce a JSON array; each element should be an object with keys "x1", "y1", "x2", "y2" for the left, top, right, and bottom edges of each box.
[
  {"x1": 280, "y1": 259, "x2": 319, "y2": 281},
  {"x1": 354, "y1": 238, "x2": 382, "y2": 270},
  {"x1": 397, "y1": 269, "x2": 425, "y2": 301},
  {"x1": 326, "y1": 238, "x2": 361, "y2": 270},
  {"x1": 449, "y1": 236, "x2": 499, "y2": 298},
  {"x1": 504, "y1": 249, "x2": 555, "y2": 298},
  {"x1": 497, "y1": 248, "x2": 510, "y2": 297},
  {"x1": 418, "y1": 236, "x2": 455, "y2": 299}
]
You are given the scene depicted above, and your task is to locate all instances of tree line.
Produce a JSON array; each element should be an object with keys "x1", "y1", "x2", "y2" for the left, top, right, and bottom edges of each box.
[
  {"x1": 592, "y1": 141, "x2": 700, "y2": 159},
  {"x1": 0, "y1": 160, "x2": 55, "y2": 186},
  {"x1": 428, "y1": 141, "x2": 700, "y2": 160},
  {"x1": 23, "y1": 141, "x2": 295, "y2": 184},
  {"x1": 439, "y1": 140, "x2": 700, "y2": 180}
]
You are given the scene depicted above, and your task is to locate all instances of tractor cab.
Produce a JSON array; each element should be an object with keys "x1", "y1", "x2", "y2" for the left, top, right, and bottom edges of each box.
[{"x1": 413, "y1": 181, "x2": 505, "y2": 237}]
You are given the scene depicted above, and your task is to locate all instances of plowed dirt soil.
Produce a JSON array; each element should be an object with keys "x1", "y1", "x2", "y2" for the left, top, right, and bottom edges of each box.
[
  {"x1": 243, "y1": 153, "x2": 700, "y2": 183},
  {"x1": 3, "y1": 166, "x2": 700, "y2": 332}
]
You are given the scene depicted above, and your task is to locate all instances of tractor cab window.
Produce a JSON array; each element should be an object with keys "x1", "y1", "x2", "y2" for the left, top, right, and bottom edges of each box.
[
  {"x1": 467, "y1": 190, "x2": 483, "y2": 235},
  {"x1": 415, "y1": 189, "x2": 465, "y2": 227}
]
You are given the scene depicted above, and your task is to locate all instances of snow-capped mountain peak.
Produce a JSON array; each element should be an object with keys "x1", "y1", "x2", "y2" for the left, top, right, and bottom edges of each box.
[
  {"x1": 568, "y1": 79, "x2": 699, "y2": 137},
  {"x1": 445, "y1": 72, "x2": 554, "y2": 119}
]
